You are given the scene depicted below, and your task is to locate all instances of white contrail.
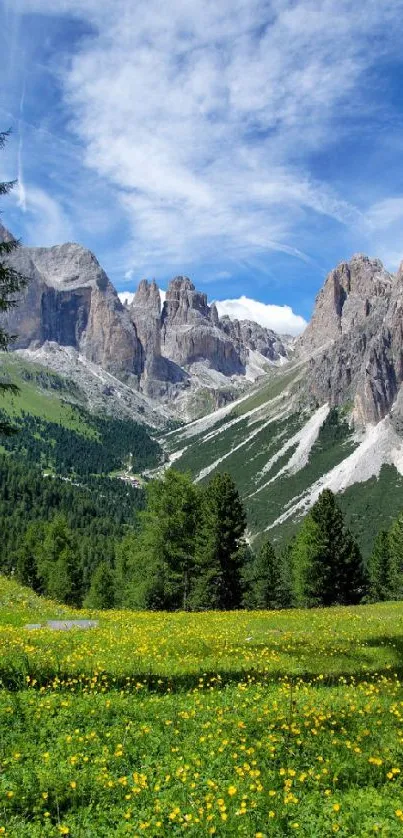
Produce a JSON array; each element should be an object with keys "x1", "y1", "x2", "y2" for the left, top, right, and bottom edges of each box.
[{"x1": 17, "y1": 78, "x2": 27, "y2": 211}]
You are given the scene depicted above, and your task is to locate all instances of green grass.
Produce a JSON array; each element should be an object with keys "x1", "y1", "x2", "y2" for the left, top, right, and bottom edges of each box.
[
  {"x1": 0, "y1": 357, "x2": 95, "y2": 438},
  {"x1": 1, "y1": 578, "x2": 403, "y2": 836}
]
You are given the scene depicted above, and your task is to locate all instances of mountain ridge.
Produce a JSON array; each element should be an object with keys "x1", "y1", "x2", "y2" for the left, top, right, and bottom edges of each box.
[{"x1": 0, "y1": 224, "x2": 292, "y2": 420}]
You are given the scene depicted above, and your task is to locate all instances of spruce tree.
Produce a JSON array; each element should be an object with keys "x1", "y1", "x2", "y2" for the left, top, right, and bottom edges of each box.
[
  {"x1": 38, "y1": 515, "x2": 83, "y2": 605},
  {"x1": 277, "y1": 539, "x2": 294, "y2": 608},
  {"x1": 16, "y1": 522, "x2": 44, "y2": 592},
  {"x1": 123, "y1": 470, "x2": 200, "y2": 610},
  {"x1": 291, "y1": 489, "x2": 365, "y2": 607},
  {"x1": 84, "y1": 562, "x2": 115, "y2": 609},
  {"x1": 0, "y1": 130, "x2": 28, "y2": 435},
  {"x1": 386, "y1": 513, "x2": 403, "y2": 599},
  {"x1": 243, "y1": 538, "x2": 281, "y2": 609},
  {"x1": 367, "y1": 530, "x2": 391, "y2": 601},
  {"x1": 192, "y1": 472, "x2": 247, "y2": 610}
]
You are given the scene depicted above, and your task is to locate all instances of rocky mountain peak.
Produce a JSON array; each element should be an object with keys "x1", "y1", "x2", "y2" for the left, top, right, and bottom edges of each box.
[
  {"x1": 298, "y1": 253, "x2": 393, "y2": 357},
  {"x1": 131, "y1": 278, "x2": 161, "y2": 315},
  {"x1": 162, "y1": 275, "x2": 210, "y2": 327}
]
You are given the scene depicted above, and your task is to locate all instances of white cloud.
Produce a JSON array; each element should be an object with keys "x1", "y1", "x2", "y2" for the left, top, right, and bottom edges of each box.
[
  {"x1": 12, "y1": 0, "x2": 403, "y2": 274},
  {"x1": 118, "y1": 291, "x2": 135, "y2": 306},
  {"x1": 118, "y1": 287, "x2": 166, "y2": 306},
  {"x1": 11, "y1": 183, "x2": 73, "y2": 246},
  {"x1": 215, "y1": 296, "x2": 307, "y2": 335}
]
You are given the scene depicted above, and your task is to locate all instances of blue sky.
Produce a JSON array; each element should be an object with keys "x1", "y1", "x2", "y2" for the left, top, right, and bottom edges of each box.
[{"x1": 1, "y1": 0, "x2": 403, "y2": 334}]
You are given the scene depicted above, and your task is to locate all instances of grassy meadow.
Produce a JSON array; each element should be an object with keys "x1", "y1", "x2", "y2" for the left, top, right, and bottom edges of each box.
[{"x1": 0, "y1": 578, "x2": 403, "y2": 836}]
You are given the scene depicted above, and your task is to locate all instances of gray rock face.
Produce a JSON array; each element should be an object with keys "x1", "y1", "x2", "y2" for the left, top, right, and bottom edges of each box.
[
  {"x1": 3, "y1": 242, "x2": 143, "y2": 380},
  {"x1": 2, "y1": 237, "x2": 291, "y2": 411},
  {"x1": 220, "y1": 316, "x2": 288, "y2": 363},
  {"x1": 160, "y1": 277, "x2": 245, "y2": 375},
  {"x1": 297, "y1": 254, "x2": 403, "y2": 424}
]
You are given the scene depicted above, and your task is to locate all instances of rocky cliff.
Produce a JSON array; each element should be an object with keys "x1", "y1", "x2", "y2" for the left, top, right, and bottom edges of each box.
[
  {"x1": 1, "y1": 228, "x2": 289, "y2": 416},
  {"x1": 297, "y1": 253, "x2": 403, "y2": 424}
]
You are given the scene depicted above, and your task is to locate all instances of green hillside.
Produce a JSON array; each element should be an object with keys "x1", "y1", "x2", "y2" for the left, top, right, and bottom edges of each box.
[
  {"x1": 1, "y1": 578, "x2": 403, "y2": 836},
  {"x1": 0, "y1": 356, "x2": 162, "y2": 476},
  {"x1": 161, "y1": 365, "x2": 403, "y2": 557}
]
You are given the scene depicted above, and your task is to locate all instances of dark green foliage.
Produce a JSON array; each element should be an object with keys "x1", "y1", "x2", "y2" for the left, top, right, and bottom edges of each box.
[
  {"x1": 291, "y1": 489, "x2": 366, "y2": 607},
  {"x1": 192, "y1": 472, "x2": 247, "y2": 610},
  {"x1": 0, "y1": 405, "x2": 161, "y2": 475},
  {"x1": 16, "y1": 522, "x2": 44, "y2": 593},
  {"x1": 367, "y1": 531, "x2": 392, "y2": 602},
  {"x1": 243, "y1": 539, "x2": 282, "y2": 609},
  {"x1": 0, "y1": 130, "x2": 28, "y2": 435},
  {"x1": 387, "y1": 513, "x2": 403, "y2": 599},
  {"x1": 339, "y1": 465, "x2": 403, "y2": 559},
  {"x1": 277, "y1": 540, "x2": 294, "y2": 608},
  {"x1": 0, "y1": 453, "x2": 145, "y2": 604},
  {"x1": 122, "y1": 471, "x2": 201, "y2": 610},
  {"x1": 84, "y1": 562, "x2": 115, "y2": 609},
  {"x1": 35, "y1": 515, "x2": 82, "y2": 605}
]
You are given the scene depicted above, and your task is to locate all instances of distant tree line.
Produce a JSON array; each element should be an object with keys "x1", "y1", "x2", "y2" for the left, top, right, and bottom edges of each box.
[
  {"x1": 3, "y1": 455, "x2": 403, "y2": 610},
  {"x1": 0, "y1": 406, "x2": 161, "y2": 476}
]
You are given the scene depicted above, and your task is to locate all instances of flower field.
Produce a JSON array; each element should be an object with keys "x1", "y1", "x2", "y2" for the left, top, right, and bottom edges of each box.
[{"x1": 0, "y1": 579, "x2": 403, "y2": 836}]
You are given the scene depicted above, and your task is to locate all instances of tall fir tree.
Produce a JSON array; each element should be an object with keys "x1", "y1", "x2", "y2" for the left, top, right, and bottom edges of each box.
[
  {"x1": 15, "y1": 522, "x2": 45, "y2": 592},
  {"x1": 84, "y1": 561, "x2": 115, "y2": 609},
  {"x1": 291, "y1": 489, "x2": 366, "y2": 607},
  {"x1": 386, "y1": 513, "x2": 403, "y2": 599},
  {"x1": 243, "y1": 538, "x2": 282, "y2": 609},
  {"x1": 192, "y1": 472, "x2": 247, "y2": 610},
  {"x1": 367, "y1": 530, "x2": 392, "y2": 601},
  {"x1": 0, "y1": 130, "x2": 28, "y2": 435},
  {"x1": 123, "y1": 470, "x2": 200, "y2": 610},
  {"x1": 38, "y1": 515, "x2": 83, "y2": 605}
]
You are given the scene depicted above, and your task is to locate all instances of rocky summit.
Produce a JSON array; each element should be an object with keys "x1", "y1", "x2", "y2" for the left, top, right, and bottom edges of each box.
[
  {"x1": 1, "y1": 226, "x2": 289, "y2": 418},
  {"x1": 3, "y1": 221, "x2": 403, "y2": 433},
  {"x1": 298, "y1": 253, "x2": 403, "y2": 425}
]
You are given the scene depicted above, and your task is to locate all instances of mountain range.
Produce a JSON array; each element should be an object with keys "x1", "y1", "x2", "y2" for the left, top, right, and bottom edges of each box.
[{"x1": 2, "y1": 220, "x2": 403, "y2": 554}]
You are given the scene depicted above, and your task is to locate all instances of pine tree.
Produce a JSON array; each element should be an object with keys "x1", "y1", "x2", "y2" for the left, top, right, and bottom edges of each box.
[
  {"x1": 367, "y1": 530, "x2": 391, "y2": 601},
  {"x1": 15, "y1": 522, "x2": 44, "y2": 592},
  {"x1": 84, "y1": 561, "x2": 115, "y2": 609},
  {"x1": 192, "y1": 472, "x2": 247, "y2": 610},
  {"x1": 291, "y1": 489, "x2": 365, "y2": 607},
  {"x1": 38, "y1": 515, "x2": 83, "y2": 605},
  {"x1": 386, "y1": 513, "x2": 403, "y2": 599},
  {"x1": 0, "y1": 130, "x2": 28, "y2": 435},
  {"x1": 243, "y1": 538, "x2": 281, "y2": 609},
  {"x1": 277, "y1": 539, "x2": 294, "y2": 608},
  {"x1": 123, "y1": 470, "x2": 200, "y2": 610}
]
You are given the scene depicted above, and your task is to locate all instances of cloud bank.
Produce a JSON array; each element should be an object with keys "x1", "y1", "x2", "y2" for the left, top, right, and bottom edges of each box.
[{"x1": 215, "y1": 297, "x2": 307, "y2": 335}]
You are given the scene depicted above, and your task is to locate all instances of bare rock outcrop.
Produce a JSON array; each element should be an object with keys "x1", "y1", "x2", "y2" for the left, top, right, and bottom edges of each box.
[
  {"x1": 160, "y1": 277, "x2": 245, "y2": 375},
  {"x1": 2, "y1": 241, "x2": 143, "y2": 381},
  {"x1": 297, "y1": 254, "x2": 403, "y2": 424}
]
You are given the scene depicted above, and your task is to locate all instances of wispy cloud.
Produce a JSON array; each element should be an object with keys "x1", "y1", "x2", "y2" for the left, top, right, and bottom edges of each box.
[{"x1": 11, "y1": 0, "x2": 403, "y2": 276}]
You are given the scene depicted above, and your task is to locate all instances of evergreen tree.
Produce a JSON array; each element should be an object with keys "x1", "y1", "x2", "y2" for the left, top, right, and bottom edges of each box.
[
  {"x1": 243, "y1": 538, "x2": 281, "y2": 609},
  {"x1": 277, "y1": 539, "x2": 294, "y2": 608},
  {"x1": 0, "y1": 130, "x2": 28, "y2": 435},
  {"x1": 123, "y1": 470, "x2": 200, "y2": 610},
  {"x1": 386, "y1": 513, "x2": 403, "y2": 599},
  {"x1": 84, "y1": 561, "x2": 115, "y2": 609},
  {"x1": 15, "y1": 522, "x2": 44, "y2": 592},
  {"x1": 367, "y1": 530, "x2": 391, "y2": 601},
  {"x1": 192, "y1": 472, "x2": 247, "y2": 610},
  {"x1": 38, "y1": 515, "x2": 83, "y2": 605},
  {"x1": 291, "y1": 489, "x2": 365, "y2": 607}
]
